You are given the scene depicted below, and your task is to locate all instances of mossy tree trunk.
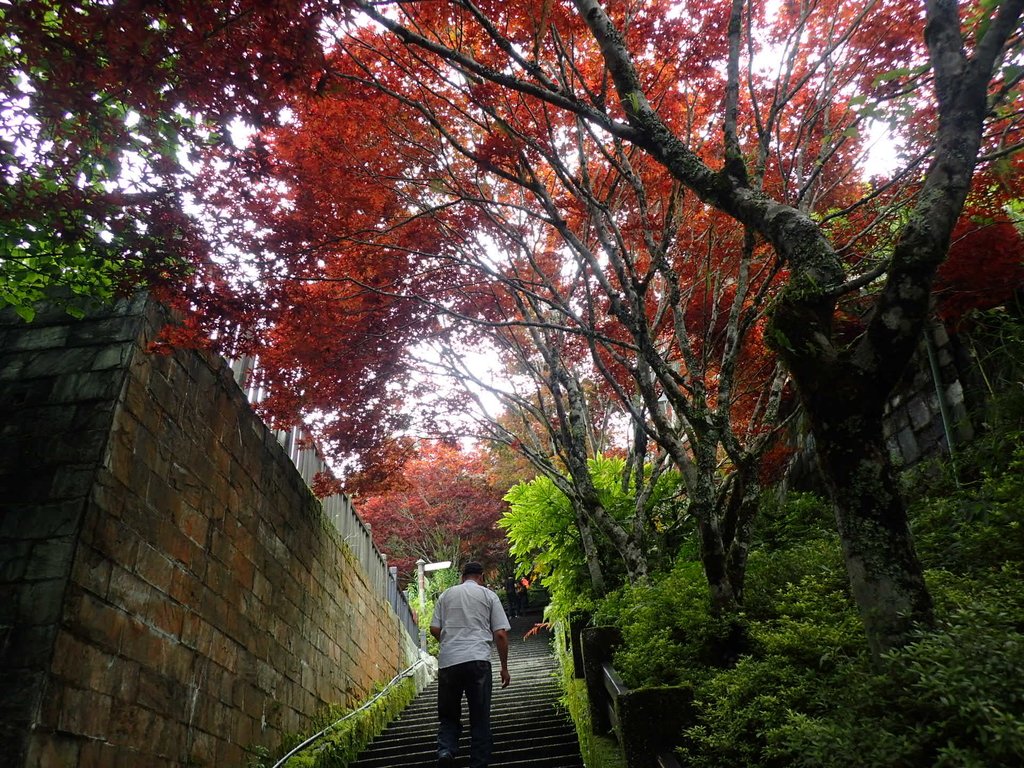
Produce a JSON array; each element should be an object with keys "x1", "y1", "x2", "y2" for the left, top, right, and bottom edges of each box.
[{"x1": 801, "y1": 369, "x2": 934, "y2": 656}]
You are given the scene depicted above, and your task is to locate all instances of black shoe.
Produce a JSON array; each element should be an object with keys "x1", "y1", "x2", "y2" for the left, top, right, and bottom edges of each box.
[{"x1": 438, "y1": 753, "x2": 455, "y2": 767}]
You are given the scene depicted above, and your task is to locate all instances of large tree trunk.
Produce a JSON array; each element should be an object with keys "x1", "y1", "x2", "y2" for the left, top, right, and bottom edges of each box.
[
  {"x1": 573, "y1": 501, "x2": 607, "y2": 596},
  {"x1": 721, "y1": 470, "x2": 759, "y2": 607},
  {"x1": 696, "y1": 515, "x2": 739, "y2": 615},
  {"x1": 804, "y1": 378, "x2": 934, "y2": 656}
]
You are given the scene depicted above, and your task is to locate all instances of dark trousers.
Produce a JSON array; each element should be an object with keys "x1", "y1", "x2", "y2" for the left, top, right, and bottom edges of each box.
[{"x1": 437, "y1": 660, "x2": 493, "y2": 767}]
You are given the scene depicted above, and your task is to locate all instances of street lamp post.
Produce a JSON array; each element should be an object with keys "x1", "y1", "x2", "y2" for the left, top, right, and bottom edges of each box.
[{"x1": 415, "y1": 559, "x2": 452, "y2": 652}]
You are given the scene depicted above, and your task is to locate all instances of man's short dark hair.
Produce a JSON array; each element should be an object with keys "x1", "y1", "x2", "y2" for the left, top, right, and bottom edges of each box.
[{"x1": 462, "y1": 561, "x2": 484, "y2": 576}]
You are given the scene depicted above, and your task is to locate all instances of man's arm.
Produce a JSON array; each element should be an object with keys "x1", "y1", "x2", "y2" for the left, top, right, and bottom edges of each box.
[
  {"x1": 430, "y1": 625, "x2": 441, "y2": 641},
  {"x1": 493, "y1": 629, "x2": 510, "y2": 688}
]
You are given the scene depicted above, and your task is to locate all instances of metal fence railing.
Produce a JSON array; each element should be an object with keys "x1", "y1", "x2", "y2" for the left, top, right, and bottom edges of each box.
[{"x1": 228, "y1": 355, "x2": 419, "y2": 644}]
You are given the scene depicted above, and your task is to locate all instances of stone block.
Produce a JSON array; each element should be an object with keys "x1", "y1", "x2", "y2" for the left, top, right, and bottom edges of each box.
[
  {"x1": 0, "y1": 539, "x2": 33, "y2": 582},
  {"x1": 0, "y1": 378, "x2": 56, "y2": 411},
  {"x1": 187, "y1": 727, "x2": 217, "y2": 767},
  {"x1": 25, "y1": 536, "x2": 77, "y2": 581},
  {"x1": 216, "y1": 737, "x2": 246, "y2": 768},
  {"x1": 52, "y1": 370, "x2": 124, "y2": 404},
  {"x1": 24, "y1": 731, "x2": 82, "y2": 768},
  {"x1": 151, "y1": 514, "x2": 202, "y2": 570},
  {"x1": 21, "y1": 500, "x2": 88, "y2": 540},
  {"x1": 0, "y1": 467, "x2": 57, "y2": 507},
  {"x1": 135, "y1": 542, "x2": 176, "y2": 594},
  {"x1": 136, "y1": 668, "x2": 188, "y2": 721},
  {"x1": 22, "y1": 347, "x2": 99, "y2": 379},
  {"x1": 51, "y1": 630, "x2": 139, "y2": 701},
  {"x1": 147, "y1": 599, "x2": 186, "y2": 641},
  {"x1": 78, "y1": 739, "x2": 123, "y2": 768},
  {"x1": 180, "y1": 611, "x2": 209, "y2": 651},
  {"x1": 568, "y1": 612, "x2": 591, "y2": 678},
  {"x1": 108, "y1": 564, "x2": 158, "y2": 620},
  {"x1": 199, "y1": 591, "x2": 230, "y2": 636},
  {"x1": 88, "y1": 518, "x2": 139, "y2": 570},
  {"x1": 229, "y1": 547, "x2": 256, "y2": 592},
  {"x1": 0, "y1": 669, "x2": 46, "y2": 728},
  {"x1": 58, "y1": 685, "x2": 113, "y2": 738},
  {"x1": 2, "y1": 623, "x2": 58, "y2": 669},
  {"x1": 120, "y1": 617, "x2": 168, "y2": 668},
  {"x1": 896, "y1": 427, "x2": 921, "y2": 467},
  {"x1": 18, "y1": 578, "x2": 67, "y2": 625},
  {"x1": 582, "y1": 626, "x2": 623, "y2": 735},
  {"x1": 919, "y1": 419, "x2": 945, "y2": 453},
  {"x1": 71, "y1": 589, "x2": 126, "y2": 653},
  {"x1": 90, "y1": 343, "x2": 134, "y2": 372},
  {"x1": 72, "y1": 543, "x2": 113, "y2": 599},
  {"x1": 108, "y1": 697, "x2": 156, "y2": 746},
  {"x1": 7, "y1": 325, "x2": 70, "y2": 351},
  {"x1": 50, "y1": 464, "x2": 100, "y2": 501},
  {"x1": 908, "y1": 398, "x2": 932, "y2": 430},
  {"x1": 616, "y1": 685, "x2": 694, "y2": 768},
  {"x1": 173, "y1": 504, "x2": 210, "y2": 549}
]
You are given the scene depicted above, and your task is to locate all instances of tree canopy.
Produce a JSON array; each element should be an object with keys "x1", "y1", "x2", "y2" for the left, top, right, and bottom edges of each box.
[{"x1": 4, "y1": 0, "x2": 1024, "y2": 654}]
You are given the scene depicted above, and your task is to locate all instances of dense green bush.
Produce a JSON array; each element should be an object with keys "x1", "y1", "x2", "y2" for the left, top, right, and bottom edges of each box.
[
  {"x1": 911, "y1": 440, "x2": 1024, "y2": 575},
  {"x1": 552, "y1": 313, "x2": 1024, "y2": 767},
  {"x1": 593, "y1": 559, "x2": 739, "y2": 688},
  {"x1": 772, "y1": 578, "x2": 1024, "y2": 767},
  {"x1": 587, "y1": 454, "x2": 1024, "y2": 768},
  {"x1": 502, "y1": 455, "x2": 687, "y2": 623}
]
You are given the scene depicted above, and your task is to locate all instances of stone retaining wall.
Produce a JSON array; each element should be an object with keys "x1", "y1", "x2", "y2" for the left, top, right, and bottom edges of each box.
[
  {"x1": 785, "y1": 320, "x2": 980, "y2": 489},
  {"x1": 882, "y1": 321, "x2": 975, "y2": 467},
  {"x1": 0, "y1": 296, "x2": 409, "y2": 767}
]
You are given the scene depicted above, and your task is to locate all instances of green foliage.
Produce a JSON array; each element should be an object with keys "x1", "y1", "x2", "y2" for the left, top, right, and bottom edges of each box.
[
  {"x1": 502, "y1": 473, "x2": 598, "y2": 620},
  {"x1": 912, "y1": 445, "x2": 1024, "y2": 574},
  {"x1": 248, "y1": 677, "x2": 418, "y2": 768},
  {"x1": 583, "y1": 466, "x2": 1024, "y2": 768},
  {"x1": 500, "y1": 454, "x2": 686, "y2": 622},
  {"x1": 593, "y1": 559, "x2": 738, "y2": 688},
  {"x1": 771, "y1": 578, "x2": 1024, "y2": 768},
  {"x1": 751, "y1": 491, "x2": 834, "y2": 550},
  {"x1": 907, "y1": 378, "x2": 1024, "y2": 575},
  {"x1": 678, "y1": 535, "x2": 865, "y2": 768}
]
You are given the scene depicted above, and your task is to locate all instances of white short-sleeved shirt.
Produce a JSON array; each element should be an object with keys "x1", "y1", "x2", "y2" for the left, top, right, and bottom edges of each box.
[{"x1": 430, "y1": 580, "x2": 511, "y2": 669}]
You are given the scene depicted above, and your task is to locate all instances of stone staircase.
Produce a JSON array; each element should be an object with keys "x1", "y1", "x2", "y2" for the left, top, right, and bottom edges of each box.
[{"x1": 350, "y1": 614, "x2": 584, "y2": 767}]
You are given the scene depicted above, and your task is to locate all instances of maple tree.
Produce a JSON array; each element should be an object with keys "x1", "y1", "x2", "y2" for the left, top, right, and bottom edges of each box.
[
  {"x1": 0, "y1": 0, "x2": 332, "y2": 317},
  {"x1": 1, "y1": 0, "x2": 451, "y2": 481},
  {"x1": 355, "y1": 441, "x2": 509, "y2": 583},
  {"x1": 328, "y1": 0, "x2": 1024, "y2": 657},
  {"x1": 7, "y1": 0, "x2": 1024, "y2": 657}
]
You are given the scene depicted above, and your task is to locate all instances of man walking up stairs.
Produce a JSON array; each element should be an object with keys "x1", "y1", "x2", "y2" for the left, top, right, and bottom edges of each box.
[{"x1": 350, "y1": 613, "x2": 584, "y2": 768}]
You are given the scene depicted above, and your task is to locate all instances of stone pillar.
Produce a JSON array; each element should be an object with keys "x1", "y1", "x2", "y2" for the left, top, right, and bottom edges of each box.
[{"x1": 581, "y1": 626, "x2": 622, "y2": 735}]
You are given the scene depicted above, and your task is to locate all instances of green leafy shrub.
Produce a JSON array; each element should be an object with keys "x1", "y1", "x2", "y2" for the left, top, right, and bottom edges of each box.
[
  {"x1": 249, "y1": 677, "x2": 418, "y2": 768},
  {"x1": 912, "y1": 440, "x2": 1024, "y2": 574},
  {"x1": 771, "y1": 576, "x2": 1024, "y2": 768},
  {"x1": 501, "y1": 455, "x2": 687, "y2": 623},
  {"x1": 677, "y1": 533, "x2": 864, "y2": 768},
  {"x1": 593, "y1": 559, "x2": 741, "y2": 688},
  {"x1": 753, "y1": 491, "x2": 834, "y2": 551}
]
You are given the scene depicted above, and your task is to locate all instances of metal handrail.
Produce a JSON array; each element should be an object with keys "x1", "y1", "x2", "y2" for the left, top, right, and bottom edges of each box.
[{"x1": 270, "y1": 656, "x2": 428, "y2": 768}]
